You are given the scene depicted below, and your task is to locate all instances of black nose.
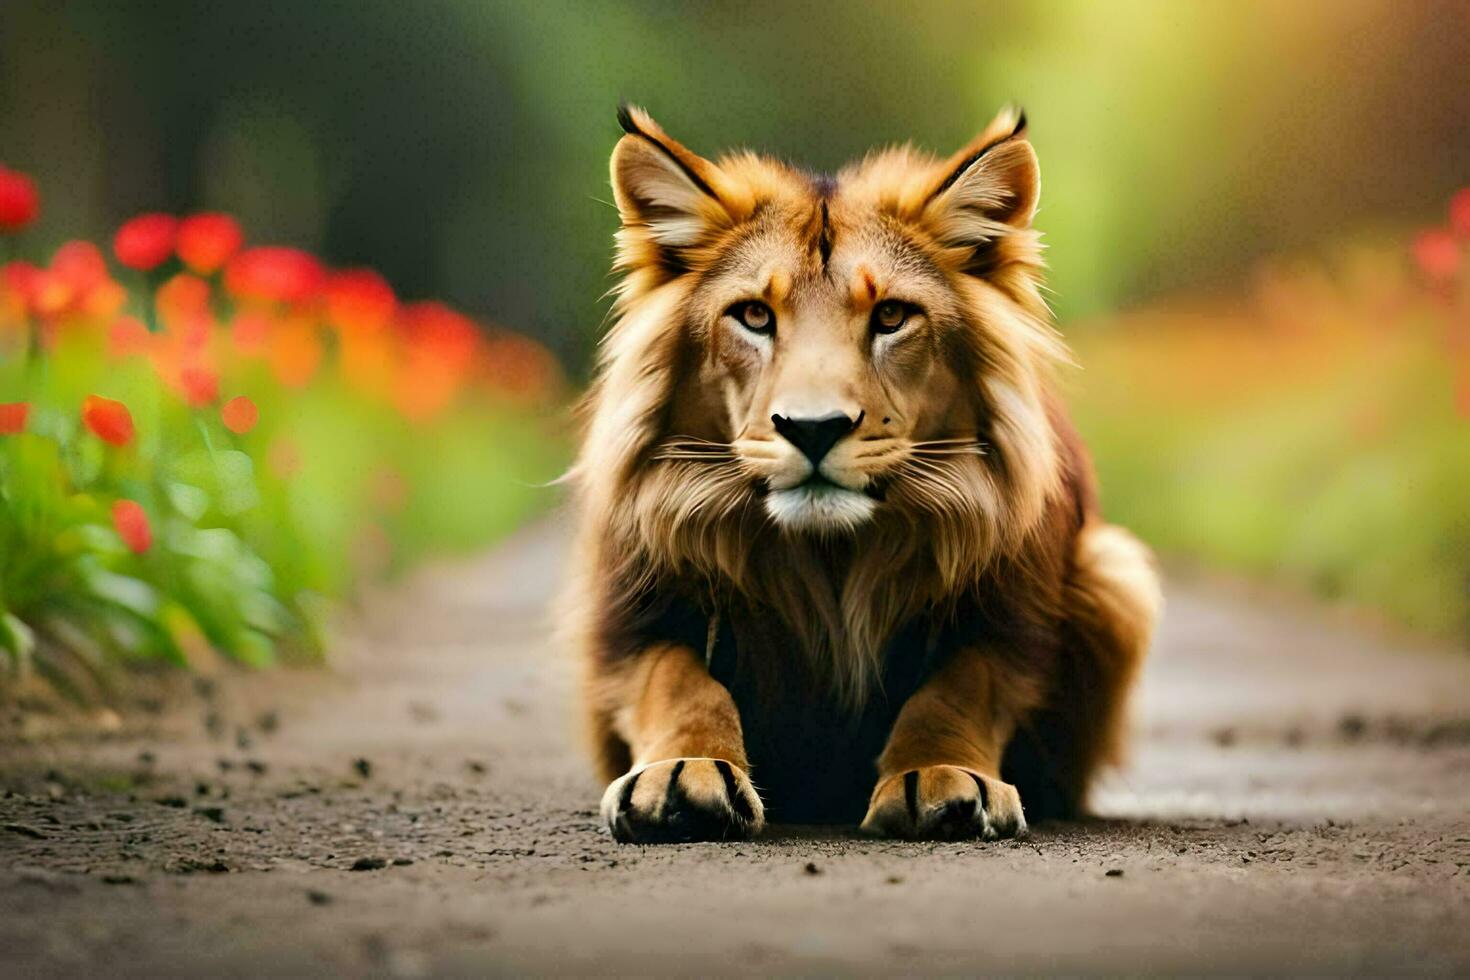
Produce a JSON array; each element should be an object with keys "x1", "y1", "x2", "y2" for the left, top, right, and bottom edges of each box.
[{"x1": 771, "y1": 411, "x2": 860, "y2": 466}]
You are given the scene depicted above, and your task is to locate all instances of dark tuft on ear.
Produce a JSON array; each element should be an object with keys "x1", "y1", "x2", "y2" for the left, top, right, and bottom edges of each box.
[
  {"x1": 918, "y1": 107, "x2": 1040, "y2": 279},
  {"x1": 610, "y1": 105, "x2": 748, "y2": 267},
  {"x1": 616, "y1": 101, "x2": 640, "y2": 136},
  {"x1": 931, "y1": 134, "x2": 1018, "y2": 200},
  {"x1": 931, "y1": 107, "x2": 1031, "y2": 201}
]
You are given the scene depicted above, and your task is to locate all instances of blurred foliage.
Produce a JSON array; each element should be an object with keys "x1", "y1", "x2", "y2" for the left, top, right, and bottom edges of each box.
[
  {"x1": 1071, "y1": 224, "x2": 1470, "y2": 637},
  {"x1": 0, "y1": 211, "x2": 565, "y2": 692},
  {"x1": 1, "y1": 1, "x2": 1467, "y2": 373}
]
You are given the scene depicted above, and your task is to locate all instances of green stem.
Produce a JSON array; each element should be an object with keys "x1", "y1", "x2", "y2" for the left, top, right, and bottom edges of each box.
[
  {"x1": 195, "y1": 414, "x2": 217, "y2": 463},
  {"x1": 22, "y1": 316, "x2": 45, "y2": 399},
  {"x1": 138, "y1": 269, "x2": 160, "y2": 333}
]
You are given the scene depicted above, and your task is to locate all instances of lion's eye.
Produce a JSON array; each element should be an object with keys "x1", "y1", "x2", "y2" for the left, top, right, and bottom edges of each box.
[
  {"x1": 872, "y1": 300, "x2": 910, "y2": 334},
  {"x1": 730, "y1": 300, "x2": 775, "y2": 335}
]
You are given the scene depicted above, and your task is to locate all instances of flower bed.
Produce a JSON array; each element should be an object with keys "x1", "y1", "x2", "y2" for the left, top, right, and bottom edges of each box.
[{"x1": 0, "y1": 167, "x2": 565, "y2": 688}]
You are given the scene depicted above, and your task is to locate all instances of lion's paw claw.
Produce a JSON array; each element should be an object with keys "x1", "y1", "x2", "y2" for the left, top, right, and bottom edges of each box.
[
  {"x1": 860, "y1": 765, "x2": 1026, "y2": 841},
  {"x1": 601, "y1": 757, "x2": 765, "y2": 844}
]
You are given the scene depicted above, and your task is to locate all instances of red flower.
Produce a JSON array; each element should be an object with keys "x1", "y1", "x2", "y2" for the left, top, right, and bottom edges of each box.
[
  {"x1": 268, "y1": 317, "x2": 324, "y2": 387},
  {"x1": 481, "y1": 332, "x2": 561, "y2": 403},
  {"x1": 0, "y1": 402, "x2": 28, "y2": 434},
  {"x1": 398, "y1": 301, "x2": 481, "y2": 372},
  {"x1": 155, "y1": 273, "x2": 213, "y2": 343},
  {"x1": 1, "y1": 260, "x2": 73, "y2": 324},
  {"x1": 1412, "y1": 229, "x2": 1459, "y2": 283},
  {"x1": 0, "y1": 165, "x2": 40, "y2": 233},
  {"x1": 3, "y1": 261, "x2": 40, "y2": 309},
  {"x1": 1450, "y1": 188, "x2": 1470, "y2": 241},
  {"x1": 179, "y1": 363, "x2": 220, "y2": 407},
  {"x1": 108, "y1": 316, "x2": 152, "y2": 359},
  {"x1": 177, "y1": 213, "x2": 243, "y2": 273},
  {"x1": 80, "y1": 278, "x2": 127, "y2": 321},
  {"x1": 393, "y1": 355, "x2": 459, "y2": 423},
  {"x1": 81, "y1": 394, "x2": 135, "y2": 446},
  {"x1": 221, "y1": 395, "x2": 259, "y2": 434},
  {"x1": 29, "y1": 269, "x2": 73, "y2": 318},
  {"x1": 391, "y1": 303, "x2": 483, "y2": 422},
  {"x1": 114, "y1": 213, "x2": 178, "y2": 271},
  {"x1": 43, "y1": 241, "x2": 126, "y2": 321},
  {"x1": 224, "y1": 247, "x2": 324, "y2": 306},
  {"x1": 325, "y1": 269, "x2": 396, "y2": 333},
  {"x1": 50, "y1": 241, "x2": 108, "y2": 296},
  {"x1": 111, "y1": 499, "x2": 152, "y2": 554},
  {"x1": 230, "y1": 311, "x2": 272, "y2": 355}
]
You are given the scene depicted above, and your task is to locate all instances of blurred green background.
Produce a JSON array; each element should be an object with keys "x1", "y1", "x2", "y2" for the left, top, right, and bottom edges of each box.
[
  {"x1": 4, "y1": 0, "x2": 1466, "y2": 367},
  {"x1": 3, "y1": 0, "x2": 1468, "y2": 638}
]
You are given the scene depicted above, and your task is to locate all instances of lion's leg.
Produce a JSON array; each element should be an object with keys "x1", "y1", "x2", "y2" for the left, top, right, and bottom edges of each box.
[
  {"x1": 588, "y1": 643, "x2": 764, "y2": 843},
  {"x1": 861, "y1": 646, "x2": 1040, "y2": 840},
  {"x1": 1007, "y1": 522, "x2": 1161, "y2": 819}
]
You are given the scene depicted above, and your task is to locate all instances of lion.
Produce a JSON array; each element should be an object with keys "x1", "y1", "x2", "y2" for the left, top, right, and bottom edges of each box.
[{"x1": 563, "y1": 104, "x2": 1161, "y2": 843}]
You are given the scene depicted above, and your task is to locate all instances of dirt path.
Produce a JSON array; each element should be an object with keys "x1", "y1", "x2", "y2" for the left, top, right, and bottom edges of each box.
[{"x1": 3, "y1": 516, "x2": 1469, "y2": 977}]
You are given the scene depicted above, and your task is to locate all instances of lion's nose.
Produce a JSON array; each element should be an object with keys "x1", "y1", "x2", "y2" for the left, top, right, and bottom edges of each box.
[{"x1": 771, "y1": 411, "x2": 861, "y2": 466}]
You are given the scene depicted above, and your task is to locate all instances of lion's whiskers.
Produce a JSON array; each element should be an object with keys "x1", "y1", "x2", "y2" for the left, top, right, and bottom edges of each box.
[
  {"x1": 909, "y1": 438, "x2": 988, "y2": 458},
  {"x1": 655, "y1": 437, "x2": 737, "y2": 464},
  {"x1": 897, "y1": 452, "x2": 982, "y2": 511}
]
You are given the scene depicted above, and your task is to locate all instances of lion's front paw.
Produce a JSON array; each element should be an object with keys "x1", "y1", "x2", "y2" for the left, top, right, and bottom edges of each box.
[
  {"x1": 860, "y1": 765, "x2": 1026, "y2": 841},
  {"x1": 600, "y1": 757, "x2": 765, "y2": 844}
]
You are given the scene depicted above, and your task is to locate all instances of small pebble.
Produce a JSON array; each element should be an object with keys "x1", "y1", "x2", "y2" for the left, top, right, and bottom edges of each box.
[{"x1": 1105, "y1": 868, "x2": 1124, "y2": 877}]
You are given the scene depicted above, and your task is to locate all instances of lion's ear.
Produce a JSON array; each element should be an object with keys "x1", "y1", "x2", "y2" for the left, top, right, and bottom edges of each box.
[
  {"x1": 611, "y1": 105, "x2": 741, "y2": 258},
  {"x1": 920, "y1": 107, "x2": 1039, "y2": 268}
]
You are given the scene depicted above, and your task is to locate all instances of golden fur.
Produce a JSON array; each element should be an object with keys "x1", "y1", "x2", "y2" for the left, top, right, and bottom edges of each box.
[{"x1": 565, "y1": 105, "x2": 1161, "y2": 842}]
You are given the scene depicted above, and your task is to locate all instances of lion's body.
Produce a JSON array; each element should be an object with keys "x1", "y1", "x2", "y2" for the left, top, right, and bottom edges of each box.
[
  {"x1": 566, "y1": 105, "x2": 1160, "y2": 841},
  {"x1": 576, "y1": 397, "x2": 1156, "y2": 824}
]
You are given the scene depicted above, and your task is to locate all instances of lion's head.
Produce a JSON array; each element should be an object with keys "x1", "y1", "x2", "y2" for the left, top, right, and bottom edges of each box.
[{"x1": 573, "y1": 106, "x2": 1069, "y2": 700}]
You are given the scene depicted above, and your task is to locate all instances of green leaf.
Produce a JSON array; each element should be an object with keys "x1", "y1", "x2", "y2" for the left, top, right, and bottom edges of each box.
[
  {"x1": 214, "y1": 451, "x2": 261, "y2": 515},
  {"x1": 100, "y1": 606, "x2": 185, "y2": 665},
  {"x1": 167, "y1": 524, "x2": 239, "y2": 562},
  {"x1": 82, "y1": 568, "x2": 162, "y2": 618},
  {"x1": 230, "y1": 630, "x2": 274, "y2": 668},
  {"x1": 240, "y1": 590, "x2": 291, "y2": 635},
  {"x1": 0, "y1": 611, "x2": 35, "y2": 671},
  {"x1": 177, "y1": 449, "x2": 259, "y2": 516},
  {"x1": 65, "y1": 522, "x2": 129, "y2": 558},
  {"x1": 166, "y1": 482, "x2": 210, "y2": 522}
]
